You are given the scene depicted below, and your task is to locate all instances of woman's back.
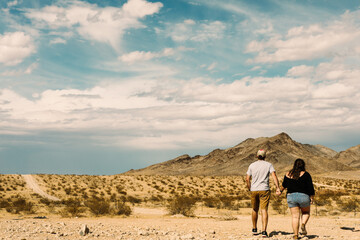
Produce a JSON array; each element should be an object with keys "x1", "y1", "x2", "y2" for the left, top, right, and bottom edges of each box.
[{"x1": 283, "y1": 171, "x2": 315, "y2": 196}]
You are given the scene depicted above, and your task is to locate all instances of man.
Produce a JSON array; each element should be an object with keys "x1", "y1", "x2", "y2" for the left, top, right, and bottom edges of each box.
[{"x1": 246, "y1": 149, "x2": 281, "y2": 238}]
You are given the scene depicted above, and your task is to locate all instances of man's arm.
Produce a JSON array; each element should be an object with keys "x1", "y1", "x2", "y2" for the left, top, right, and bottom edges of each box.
[
  {"x1": 271, "y1": 171, "x2": 281, "y2": 195},
  {"x1": 246, "y1": 174, "x2": 251, "y2": 191}
]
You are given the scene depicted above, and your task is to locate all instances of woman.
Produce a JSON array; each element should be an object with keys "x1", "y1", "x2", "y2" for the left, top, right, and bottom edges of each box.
[{"x1": 280, "y1": 159, "x2": 315, "y2": 240}]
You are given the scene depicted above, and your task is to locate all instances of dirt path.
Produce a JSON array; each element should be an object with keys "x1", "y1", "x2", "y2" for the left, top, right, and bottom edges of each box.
[
  {"x1": 313, "y1": 182, "x2": 346, "y2": 189},
  {"x1": 22, "y1": 174, "x2": 60, "y2": 201}
]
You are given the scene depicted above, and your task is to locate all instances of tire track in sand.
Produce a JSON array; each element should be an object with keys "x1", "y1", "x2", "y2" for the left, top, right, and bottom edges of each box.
[{"x1": 22, "y1": 174, "x2": 60, "y2": 201}]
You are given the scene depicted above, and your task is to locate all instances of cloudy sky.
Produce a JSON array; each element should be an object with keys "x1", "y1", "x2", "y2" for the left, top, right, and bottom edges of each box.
[{"x1": 1, "y1": 0, "x2": 359, "y2": 174}]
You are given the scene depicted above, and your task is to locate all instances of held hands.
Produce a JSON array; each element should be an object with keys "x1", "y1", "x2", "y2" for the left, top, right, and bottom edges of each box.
[{"x1": 275, "y1": 187, "x2": 281, "y2": 196}]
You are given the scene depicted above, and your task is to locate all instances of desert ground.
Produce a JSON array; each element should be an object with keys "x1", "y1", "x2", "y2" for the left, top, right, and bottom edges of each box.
[
  {"x1": 0, "y1": 208, "x2": 359, "y2": 239},
  {"x1": 0, "y1": 173, "x2": 359, "y2": 239}
]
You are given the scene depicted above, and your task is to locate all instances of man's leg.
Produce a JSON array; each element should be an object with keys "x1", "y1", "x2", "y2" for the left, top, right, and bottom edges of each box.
[
  {"x1": 251, "y1": 192, "x2": 260, "y2": 231},
  {"x1": 259, "y1": 190, "x2": 271, "y2": 232},
  {"x1": 252, "y1": 209, "x2": 259, "y2": 229},
  {"x1": 261, "y1": 208, "x2": 268, "y2": 231}
]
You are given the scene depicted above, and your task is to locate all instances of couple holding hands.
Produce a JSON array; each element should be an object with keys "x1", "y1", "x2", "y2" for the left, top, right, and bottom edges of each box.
[{"x1": 246, "y1": 149, "x2": 315, "y2": 239}]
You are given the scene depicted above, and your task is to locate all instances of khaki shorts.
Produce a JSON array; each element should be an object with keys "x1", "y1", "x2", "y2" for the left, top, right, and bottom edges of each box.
[{"x1": 251, "y1": 190, "x2": 270, "y2": 211}]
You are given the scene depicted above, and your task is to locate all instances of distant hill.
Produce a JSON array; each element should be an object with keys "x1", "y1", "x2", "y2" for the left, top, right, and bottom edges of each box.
[
  {"x1": 125, "y1": 132, "x2": 356, "y2": 176},
  {"x1": 334, "y1": 145, "x2": 360, "y2": 168}
]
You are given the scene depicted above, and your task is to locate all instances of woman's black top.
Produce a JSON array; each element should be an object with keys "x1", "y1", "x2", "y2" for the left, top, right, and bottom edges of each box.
[{"x1": 282, "y1": 171, "x2": 315, "y2": 196}]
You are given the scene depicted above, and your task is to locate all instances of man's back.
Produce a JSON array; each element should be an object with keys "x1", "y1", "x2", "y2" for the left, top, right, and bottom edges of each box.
[{"x1": 247, "y1": 160, "x2": 275, "y2": 191}]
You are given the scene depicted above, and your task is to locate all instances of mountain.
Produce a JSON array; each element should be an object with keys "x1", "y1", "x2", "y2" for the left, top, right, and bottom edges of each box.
[
  {"x1": 334, "y1": 145, "x2": 360, "y2": 168},
  {"x1": 125, "y1": 132, "x2": 355, "y2": 176}
]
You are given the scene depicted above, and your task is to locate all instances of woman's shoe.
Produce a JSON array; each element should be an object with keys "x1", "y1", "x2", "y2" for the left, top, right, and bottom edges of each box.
[
  {"x1": 261, "y1": 231, "x2": 268, "y2": 238},
  {"x1": 293, "y1": 235, "x2": 299, "y2": 239},
  {"x1": 301, "y1": 224, "x2": 307, "y2": 235}
]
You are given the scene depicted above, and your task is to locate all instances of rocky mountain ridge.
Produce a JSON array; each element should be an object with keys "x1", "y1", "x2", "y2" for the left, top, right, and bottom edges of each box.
[{"x1": 126, "y1": 132, "x2": 359, "y2": 176}]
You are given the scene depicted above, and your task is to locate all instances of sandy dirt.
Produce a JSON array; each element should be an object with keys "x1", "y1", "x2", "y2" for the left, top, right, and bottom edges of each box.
[{"x1": 0, "y1": 212, "x2": 359, "y2": 240}]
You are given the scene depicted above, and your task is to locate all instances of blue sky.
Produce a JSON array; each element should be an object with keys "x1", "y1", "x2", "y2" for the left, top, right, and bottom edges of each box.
[{"x1": 1, "y1": 0, "x2": 360, "y2": 174}]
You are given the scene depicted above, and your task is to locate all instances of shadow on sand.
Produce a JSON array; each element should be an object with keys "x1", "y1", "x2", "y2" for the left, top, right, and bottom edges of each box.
[
  {"x1": 305, "y1": 235, "x2": 319, "y2": 239},
  {"x1": 269, "y1": 231, "x2": 318, "y2": 239},
  {"x1": 269, "y1": 231, "x2": 292, "y2": 237},
  {"x1": 340, "y1": 227, "x2": 360, "y2": 232}
]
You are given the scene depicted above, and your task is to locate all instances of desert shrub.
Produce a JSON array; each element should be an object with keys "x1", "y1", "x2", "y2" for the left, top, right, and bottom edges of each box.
[
  {"x1": 39, "y1": 198, "x2": 52, "y2": 206},
  {"x1": 315, "y1": 192, "x2": 332, "y2": 206},
  {"x1": 127, "y1": 195, "x2": 142, "y2": 204},
  {"x1": 10, "y1": 197, "x2": 34, "y2": 214},
  {"x1": 167, "y1": 195, "x2": 197, "y2": 217},
  {"x1": 0, "y1": 199, "x2": 10, "y2": 208},
  {"x1": 238, "y1": 200, "x2": 251, "y2": 208},
  {"x1": 64, "y1": 188, "x2": 72, "y2": 195},
  {"x1": 116, "y1": 185, "x2": 127, "y2": 195},
  {"x1": 62, "y1": 198, "x2": 84, "y2": 217},
  {"x1": 271, "y1": 196, "x2": 287, "y2": 214},
  {"x1": 150, "y1": 194, "x2": 163, "y2": 202},
  {"x1": 338, "y1": 196, "x2": 359, "y2": 216},
  {"x1": 85, "y1": 197, "x2": 110, "y2": 216},
  {"x1": 114, "y1": 201, "x2": 132, "y2": 216},
  {"x1": 203, "y1": 197, "x2": 221, "y2": 208},
  {"x1": 218, "y1": 196, "x2": 235, "y2": 209}
]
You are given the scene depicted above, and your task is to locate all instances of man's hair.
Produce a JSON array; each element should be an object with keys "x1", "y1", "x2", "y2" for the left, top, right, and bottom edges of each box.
[{"x1": 257, "y1": 149, "x2": 266, "y2": 160}]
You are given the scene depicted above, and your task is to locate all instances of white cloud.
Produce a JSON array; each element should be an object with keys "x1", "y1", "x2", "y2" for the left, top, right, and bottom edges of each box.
[
  {"x1": 0, "y1": 64, "x2": 359, "y2": 150},
  {"x1": 7, "y1": 0, "x2": 18, "y2": 8},
  {"x1": 120, "y1": 48, "x2": 175, "y2": 63},
  {"x1": 250, "y1": 66, "x2": 261, "y2": 71},
  {"x1": 287, "y1": 65, "x2": 315, "y2": 77},
  {"x1": 207, "y1": 62, "x2": 217, "y2": 71},
  {"x1": 25, "y1": 0, "x2": 163, "y2": 51},
  {"x1": 169, "y1": 20, "x2": 226, "y2": 42},
  {"x1": 1, "y1": 62, "x2": 38, "y2": 76},
  {"x1": 246, "y1": 10, "x2": 360, "y2": 63},
  {"x1": 49, "y1": 38, "x2": 66, "y2": 45},
  {"x1": 24, "y1": 62, "x2": 38, "y2": 74},
  {"x1": 312, "y1": 83, "x2": 355, "y2": 99},
  {"x1": 0, "y1": 32, "x2": 35, "y2": 66},
  {"x1": 123, "y1": 0, "x2": 163, "y2": 18}
]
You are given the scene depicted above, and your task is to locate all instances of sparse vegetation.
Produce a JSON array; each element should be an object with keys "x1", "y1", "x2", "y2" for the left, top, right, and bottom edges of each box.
[
  {"x1": 114, "y1": 200, "x2": 132, "y2": 216},
  {"x1": 10, "y1": 197, "x2": 34, "y2": 214},
  {"x1": 85, "y1": 197, "x2": 111, "y2": 216},
  {"x1": 61, "y1": 198, "x2": 85, "y2": 217},
  {"x1": 0, "y1": 173, "x2": 359, "y2": 217},
  {"x1": 167, "y1": 195, "x2": 197, "y2": 217},
  {"x1": 338, "y1": 196, "x2": 359, "y2": 216}
]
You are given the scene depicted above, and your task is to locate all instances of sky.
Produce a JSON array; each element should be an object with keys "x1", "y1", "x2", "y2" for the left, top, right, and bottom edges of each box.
[{"x1": 0, "y1": 0, "x2": 360, "y2": 175}]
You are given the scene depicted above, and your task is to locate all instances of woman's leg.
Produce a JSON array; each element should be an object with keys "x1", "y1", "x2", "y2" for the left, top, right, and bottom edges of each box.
[
  {"x1": 300, "y1": 206, "x2": 310, "y2": 235},
  {"x1": 290, "y1": 207, "x2": 300, "y2": 237},
  {"x1": 300, "y1": 206, "x2": 310, "y2": 225}
]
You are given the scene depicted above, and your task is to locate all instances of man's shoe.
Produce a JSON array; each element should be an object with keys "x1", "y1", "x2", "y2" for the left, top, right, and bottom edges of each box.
[
  {"x1": 301, "y1": 224, "x2": 307, "y2": 235},
  {"x1": 252, "y1": 228, "x2": 258, "y2": 235},
  {"x1": 261, "y1": 231, "x2": 268, "y2": 238},
  {"x1": 293, "y1": 235, "x2": 299, "y2": 239}
]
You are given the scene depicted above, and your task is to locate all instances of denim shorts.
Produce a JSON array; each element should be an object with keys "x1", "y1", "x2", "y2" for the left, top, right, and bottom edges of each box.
[{"x1": 287, "y1": 192, "x2": 310, "y2": 208}]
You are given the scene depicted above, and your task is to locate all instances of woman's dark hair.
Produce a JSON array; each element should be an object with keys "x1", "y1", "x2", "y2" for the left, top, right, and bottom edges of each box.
[{"x1": 289, "y1": 158, "x2": 306, "y2": 180}]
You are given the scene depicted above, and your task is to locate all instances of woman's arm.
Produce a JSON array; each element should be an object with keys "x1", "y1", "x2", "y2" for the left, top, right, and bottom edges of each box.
[
  {"x1": 309, "y1": 195, "x2": 314, "y2": 204},
  {"x1": 280, "y1": 175, "x2": 288, "y2": 194},
  {"x1": 306, "y1": 172, "x2": 315, "y2": 196}
]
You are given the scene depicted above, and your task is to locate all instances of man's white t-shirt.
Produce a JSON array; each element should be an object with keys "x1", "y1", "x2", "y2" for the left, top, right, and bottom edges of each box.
[{"x1": 246, "y1": 160, "x2": 275, "y2": 191}]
